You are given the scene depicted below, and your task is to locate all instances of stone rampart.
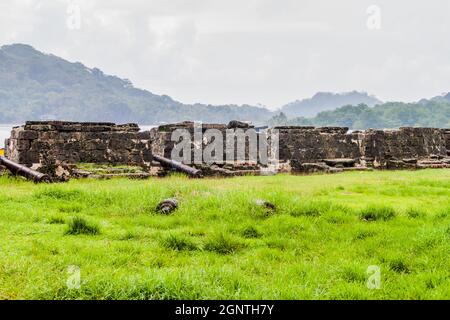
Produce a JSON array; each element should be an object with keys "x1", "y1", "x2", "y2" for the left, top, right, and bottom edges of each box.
[{"x1": 5, "y1": 121, "x2": 152, "y2": 170}]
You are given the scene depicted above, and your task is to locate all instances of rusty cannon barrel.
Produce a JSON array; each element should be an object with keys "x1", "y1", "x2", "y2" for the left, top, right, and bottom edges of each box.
[
  {"x1": 153, "y1": 154, "x2": 202, "y2": 178},
  {"x1": 0, "y1": 156, "x2": 51, "y2": 183}
]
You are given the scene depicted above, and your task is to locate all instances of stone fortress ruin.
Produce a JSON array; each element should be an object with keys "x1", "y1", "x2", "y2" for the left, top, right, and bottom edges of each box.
[
  {"x1": 2, "y1": 120, "x2": 450, "y2": 179},
  {"x1": 274, "y1": 126, "x2": 450, "y2": 172},
  {"x1": 5, "y1": 121, "x2": 152, "y2": 166}
]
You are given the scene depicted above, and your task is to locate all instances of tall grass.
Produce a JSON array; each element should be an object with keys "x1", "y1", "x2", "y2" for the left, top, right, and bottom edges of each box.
[
  {"x1": 65, "y1": 217, "x2": 100, "y2": 235},
  {"x1": 0, "y1": 169, "x2": 449, "y2": 299},
  {"x1": 359, "y1": 205, "x2": 396, "y2": 221},
  {"x1": 204, "y1": 233, "x2": 242, "y2": 254},
  {"x1": 161, "y1": 234, "x2": 198, "y2": 251}
]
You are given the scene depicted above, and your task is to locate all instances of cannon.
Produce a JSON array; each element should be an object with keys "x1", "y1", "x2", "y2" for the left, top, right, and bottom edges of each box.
[
  {"x1": 0, "y1": 156, "x2": 51, "y2": 183},
  {"x1": 153, "y1": 154, "x2": 202, "y2": 177}
]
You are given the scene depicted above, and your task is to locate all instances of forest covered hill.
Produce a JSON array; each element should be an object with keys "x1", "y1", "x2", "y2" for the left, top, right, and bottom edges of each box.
[
  {"x1": 1, "y1": 43, "x2": 449, "y2": 129},
  {"x1": 0, "y1": 44, "x2": 274, "y2": 124}
]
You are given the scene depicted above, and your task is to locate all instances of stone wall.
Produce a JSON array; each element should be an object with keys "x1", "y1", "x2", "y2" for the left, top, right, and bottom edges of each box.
[
  {"x1": 273, "y1": 126, "x2": 362, "y2": 171},
  {"x1": 444, "y1": 129, "x2": 450, "y2": 156},
  {"x1": 5, "y1": 121, "x2": 152, "y2": 169},
  {"x1": 151, "y1": 123, "x2": 450, "y2": 173},
  {"x1": 272, "y1": 126, "x2": 449, "y2": 172},
  {"x1": 362, "y1": 127, "x2": 447, "y2": 168},
  {"x1": 4, "y1": 120, "x2": 450, "y2": 176},
  {"x1": 150, "y1": 121, "x2": 265, "y2": 165}
]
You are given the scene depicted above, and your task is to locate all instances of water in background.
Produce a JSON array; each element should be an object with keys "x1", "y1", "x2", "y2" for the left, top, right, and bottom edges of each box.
[
  {"x1": 0, "y1": 124, "x2": 16, "y2": 149},
  {"x1": 0, "y1": 124, "x2": 156, "y2": 148}
]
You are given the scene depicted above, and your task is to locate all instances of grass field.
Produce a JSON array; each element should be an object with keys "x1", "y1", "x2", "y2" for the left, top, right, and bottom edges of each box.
[{"x1": 0, "y1": 169, "x2": 449, "y2": 300}]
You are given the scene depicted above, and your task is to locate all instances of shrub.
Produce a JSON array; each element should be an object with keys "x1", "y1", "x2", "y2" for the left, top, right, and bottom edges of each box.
[
  {"x1": 65, "y1": 217, "x2": 100, "y2": 235},
  {"x1": 204, "y1": 233, "x2": 241, "y2": 254},
  {"x1": 161, "y1": 234, "x2": 197, "y2": 251},
  {"x1": 359, "y1": 205, "x2": 396, "y2": 221}
]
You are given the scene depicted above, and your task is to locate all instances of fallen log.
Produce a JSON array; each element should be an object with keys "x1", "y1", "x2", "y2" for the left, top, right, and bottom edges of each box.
[
  {"x1": 153, "y1": 154, "x2": 202, "y2": 177},
  {"x1": 0, "y1": 156, "x2": 50, "y2": 183}
]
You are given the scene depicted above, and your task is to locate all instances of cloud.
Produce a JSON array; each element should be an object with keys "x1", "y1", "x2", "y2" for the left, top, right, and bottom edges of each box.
[{"x1": 0, "y1": 0, "x2": 449, "y2": 108}]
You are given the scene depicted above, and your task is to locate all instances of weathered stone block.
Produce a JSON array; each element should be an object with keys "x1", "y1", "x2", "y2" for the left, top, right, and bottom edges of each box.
[
  {"x1": 136, "y1": 131, "x2": 151, "y2": 140},
  {"x1": 81, "y1": 125, "x2": 112, "y2": 132},
  {"x1": 38, "y1": 131, "x2": 59, "y2": 140},
  {"x1": 30, "y1": 140, "x2": 51, "y2": 151},
  {"x1": 25, "y1": 124, "x2": 55, "y2": 131},
  {"x1": 4, "y1": 121, "x2": 152, "y2": 168},
  {"x1": 83, "y1": 132, "x2": 109, "y2": 140},
  {"x1": 16, "y1": 139, "x2": 31, "y2": 151},
  {"x1": 18, "y1": 151, "x2": 39, "y2": 164},
  {"x1": 143, "y1": 149, "x2": 153, "y2": 162},
  {"x1": 109, "y1": 138, "x2": 129, "y2": 150},
  {"x1": 18, "y1": 130, "x2": 38, "y2": 140}
]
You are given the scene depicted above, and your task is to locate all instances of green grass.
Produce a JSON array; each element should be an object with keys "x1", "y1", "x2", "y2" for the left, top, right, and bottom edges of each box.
[
  {"x1": 359, "y1": 205, "x2": 397, "y2": 221},
  {"x1": 65, "y1": 217, "x2": 100, "y2": 236},
  {"x1": 0, "y1": 169, "x2": 449, "y2": 299},
  {"x1": 161, "y1": 234, "x2": 198, "y2": 251},
  {"x1": 75, "y1": 163, "x2": 144, "y2": 174}
]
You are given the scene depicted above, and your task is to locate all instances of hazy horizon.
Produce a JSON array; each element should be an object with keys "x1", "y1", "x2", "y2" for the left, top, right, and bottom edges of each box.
[{"x1": 1, "y1": 0, "x2": 450, "y2": 109}]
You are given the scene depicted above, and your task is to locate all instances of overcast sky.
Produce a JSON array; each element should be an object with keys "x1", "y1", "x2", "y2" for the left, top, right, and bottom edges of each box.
[{"x1": 1, "y1": 0, "x2": 449, "y2": 109}]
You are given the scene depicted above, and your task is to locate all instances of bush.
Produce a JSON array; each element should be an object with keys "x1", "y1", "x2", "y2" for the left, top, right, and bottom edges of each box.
[
  {"x1": 359, "y1": 205, "x2": 396, "y2": 221},
  {"x1": 65, "y1": 217, "x2": 100, "y2": 235}
]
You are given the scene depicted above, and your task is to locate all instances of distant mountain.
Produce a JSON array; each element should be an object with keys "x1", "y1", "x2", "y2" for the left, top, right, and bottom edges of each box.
[
  {"x1": 426, "y1": 92, "x2": 450, "y2": 104},
  {"x1": 281, "y1": 91, "x2": 382, "y2": 118},
  {"x1": 0, "y1": 44, "x2": 274, "y2": 124}
]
